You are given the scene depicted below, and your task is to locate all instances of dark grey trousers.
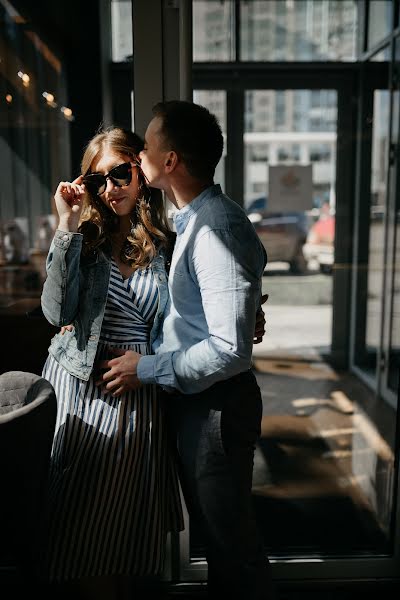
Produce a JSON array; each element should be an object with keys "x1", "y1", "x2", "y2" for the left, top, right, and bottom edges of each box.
[{"x1": 166, "y1": 370, "x2": 276, "y2": 600}]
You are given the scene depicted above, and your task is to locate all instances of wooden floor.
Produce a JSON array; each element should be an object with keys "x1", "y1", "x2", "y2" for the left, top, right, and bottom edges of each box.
[{"x1": 248, "y1": 352, "x2": 395, "y2": 556}]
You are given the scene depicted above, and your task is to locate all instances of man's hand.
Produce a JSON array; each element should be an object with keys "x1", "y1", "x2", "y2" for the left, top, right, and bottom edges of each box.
[
  {"x1": 253, "y1": 293, "x2": 268, "y2": 344},
  {"x1": 96, "y1": 348, "x2": 143, "y2": 397}
]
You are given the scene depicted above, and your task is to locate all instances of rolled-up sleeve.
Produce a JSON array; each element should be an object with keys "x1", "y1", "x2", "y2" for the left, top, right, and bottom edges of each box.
[{"x1": 138, "y1": 226, "x2": 264, "y2": 394}]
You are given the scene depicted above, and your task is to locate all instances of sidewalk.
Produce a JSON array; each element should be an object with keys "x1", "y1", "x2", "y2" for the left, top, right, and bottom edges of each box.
[{"x1": 252, "y1": 304, "x2": 332, "y2": 357}]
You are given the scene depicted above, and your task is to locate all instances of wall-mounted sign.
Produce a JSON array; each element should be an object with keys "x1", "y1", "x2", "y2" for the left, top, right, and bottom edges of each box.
[{"x1": 268, "y1": 164, "x2": 313, "y2": 212}]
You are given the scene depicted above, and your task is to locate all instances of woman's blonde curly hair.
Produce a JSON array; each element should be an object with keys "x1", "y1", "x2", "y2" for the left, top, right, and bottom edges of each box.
[{"x1": 79, "y1": 126, "x2": 173, "y2": 270}]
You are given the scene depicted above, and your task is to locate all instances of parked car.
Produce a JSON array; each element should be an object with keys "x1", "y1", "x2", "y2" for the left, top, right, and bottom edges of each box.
[
  {"x1": 303, "y1": 206, "x2": 335, "y2": 274},
  {"x1": 246, "y1": 197, "x2": 310, "y2": 274}
]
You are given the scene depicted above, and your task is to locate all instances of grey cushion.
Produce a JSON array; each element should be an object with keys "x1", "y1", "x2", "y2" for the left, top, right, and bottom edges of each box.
[
  {"x1": 0, "y1": 371, "x2": 57, "y2": 579},
  {"x1": 0, "y1": 371, "x2": 55, "y2": 416}
]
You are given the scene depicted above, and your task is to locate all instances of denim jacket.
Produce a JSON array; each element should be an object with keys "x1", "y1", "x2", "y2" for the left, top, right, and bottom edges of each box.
[{"x1": 41, "y1": 230, "x2": 170, "y2": 381}]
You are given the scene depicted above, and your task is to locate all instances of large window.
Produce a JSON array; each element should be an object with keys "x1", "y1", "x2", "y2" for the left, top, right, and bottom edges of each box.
[
  {"x1": 111, "y1": 0, "x2": 133, "y2": 62},
  {"x1": 191, "y1": 0, "x2": 400, "y2": 577},
  {"x1": 193, "y1": 0, "x2": 357, "y2": 63}
]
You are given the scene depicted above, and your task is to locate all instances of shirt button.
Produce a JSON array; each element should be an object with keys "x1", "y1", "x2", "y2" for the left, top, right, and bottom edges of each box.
[
  {"x1": 63, "y1": 234, "x2": 69, "y2": 241},
  {"x1": 89, "y1": 335, "x2": 97, "y2": 341}
]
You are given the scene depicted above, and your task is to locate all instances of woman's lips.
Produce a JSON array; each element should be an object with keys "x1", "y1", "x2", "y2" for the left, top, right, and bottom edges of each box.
[{"x1": 110, "y1": 196, "x2": 125, "y2": 205}]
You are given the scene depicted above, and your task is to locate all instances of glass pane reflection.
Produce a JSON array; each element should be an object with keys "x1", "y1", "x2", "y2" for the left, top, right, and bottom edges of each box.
[
  {"x1": 193, "y1": 90, "x2": 226, "y2": 188},
  {"x1": 111, "y1": 0, "x2": 133, "y2": 62},
  {"x1": 243, "y1": 89, "x2": 337, "y2": 253},
  {"x1": 355, "y1": 90, "x2": 390, "y2": 378},
  {"x1": 240, "y1": 0, "x2": 356, "y2": 62},
  {"x1": 193, "y1": 1, "x2": 235, "y2": 62},
  {"x1": 367, "y1": 1, "x2": 393, "y2": 50},
  {"x1": 389, "y1": 212, "x2": 400, "y2": 393},
  {"x1": 388, "y1": 41, "x2": 400, "y2": 394}
]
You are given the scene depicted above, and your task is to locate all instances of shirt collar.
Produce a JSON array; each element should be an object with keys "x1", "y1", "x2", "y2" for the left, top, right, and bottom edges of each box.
[{"x1": 172, "y1": 184, "x2": 222, "y2": 235}]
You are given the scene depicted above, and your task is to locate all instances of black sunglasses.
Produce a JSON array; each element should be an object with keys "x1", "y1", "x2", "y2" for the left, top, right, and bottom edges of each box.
[{"x1": 83, "y1": 162, "x2": 134, "y2": 196}]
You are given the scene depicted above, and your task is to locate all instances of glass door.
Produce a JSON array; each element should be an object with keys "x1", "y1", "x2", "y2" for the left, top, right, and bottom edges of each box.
[
  {"x1": 183, "y1": 77, "x2": 400, "y2": 581},
  {"x1": 246, "y1": 87, "x2": 396, "y2": 561},
  {"x1": 179, "y1": 0, "x2": 400, "y2": 581},
  {"x1": 352, "y1": 48, "x2": 399, "y2": 407},
  {"x1": 381, "y1": 39, "x2": 400, "y2": 408},
  {"x1": 245, "y1": 89, "x2": 337, "y2": 363},
  {"x1": 353, "y1": 78, "x2": 391, "y2": 388}
]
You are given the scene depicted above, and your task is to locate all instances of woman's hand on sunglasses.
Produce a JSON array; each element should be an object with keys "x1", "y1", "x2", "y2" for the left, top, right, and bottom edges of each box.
[{"x1": 54, "y1": 175, "x2": 86, "y2": 232}]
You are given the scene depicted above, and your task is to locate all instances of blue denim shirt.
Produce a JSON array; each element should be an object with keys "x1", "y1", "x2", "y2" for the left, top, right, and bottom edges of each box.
[
  {"x1": 41, "y1": 230, "x2": 169, "y2": 381},
  {"x1": 137, "y1": 184, "x2": 267, "y2": 394}
]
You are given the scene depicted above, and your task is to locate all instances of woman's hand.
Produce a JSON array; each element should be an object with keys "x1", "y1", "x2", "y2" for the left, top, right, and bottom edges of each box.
[
  {"x1": 54, "y1": 176, "x2": 86, "y2": 232},
  {"x1": 60, "y1": 325, "x2": 74, "y2": 335}
]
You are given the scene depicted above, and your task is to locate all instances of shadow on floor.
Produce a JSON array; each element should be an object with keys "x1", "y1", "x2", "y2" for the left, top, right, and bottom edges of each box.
[{"x1": 191, "y1": 352, "x2": 395, "y2": 559}]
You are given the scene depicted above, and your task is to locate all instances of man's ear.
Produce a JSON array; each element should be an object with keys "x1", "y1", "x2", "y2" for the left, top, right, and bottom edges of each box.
[{"x1": 165, "y1": 151, "x2": 178, "y2": 171}]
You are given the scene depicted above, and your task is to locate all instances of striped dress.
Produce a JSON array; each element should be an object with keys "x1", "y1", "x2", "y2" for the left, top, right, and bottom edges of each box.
[{"x1": 40, "y1": 259, "x2": 183, "y2": 582}]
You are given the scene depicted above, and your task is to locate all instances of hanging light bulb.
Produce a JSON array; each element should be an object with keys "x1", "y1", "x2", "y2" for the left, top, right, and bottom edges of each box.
[
  {"x1": 42, "y1": 91, "x2": 57, "y2": 108},
  {"x1": 61, "y1": 106, "x2": 74, "y2": 121},
  {"x1": 5, "y1": 94, "x2": 13, "y2": 103},
  {"x1": 17, "y1": 71, "x2": 30, "y2": 87}
]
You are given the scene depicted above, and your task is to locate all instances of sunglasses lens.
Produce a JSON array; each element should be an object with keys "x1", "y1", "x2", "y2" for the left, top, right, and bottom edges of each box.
[
  {"x1": 84, "y1": 174, "x2": 106, "y2": 196},
  {"x1": 109, "y1": 163, "x2": 132, "y2": 187},
  {"x1": 83, "y1": 163, "x2": 132, "y2": 196}
]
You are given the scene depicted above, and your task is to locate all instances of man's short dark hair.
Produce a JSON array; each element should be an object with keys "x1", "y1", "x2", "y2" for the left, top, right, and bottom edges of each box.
[{"x1": 152, "y1": 100, "x2": 223, "y2": 182}]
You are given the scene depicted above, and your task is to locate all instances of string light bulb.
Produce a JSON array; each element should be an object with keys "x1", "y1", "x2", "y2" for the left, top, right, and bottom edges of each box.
[
  {"x1": 42, "y1": 91, "x2": 57, "y2": 108},
  {"x1": 17, "y1": 71, "x2": 30, "y2": 87},
  {"x1": 61, "y1": 106, "x2": 74, "y2": 121}
]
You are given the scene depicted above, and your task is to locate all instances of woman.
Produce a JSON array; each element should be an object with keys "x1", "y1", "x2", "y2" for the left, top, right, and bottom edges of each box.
[{"x1": 39, "y1": 126, "x2": 182, "y2": 599}]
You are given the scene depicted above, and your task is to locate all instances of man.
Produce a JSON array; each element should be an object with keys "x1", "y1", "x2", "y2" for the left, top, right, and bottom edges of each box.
[{"x1": 103, "y1": 101, "x2": 275, "y2": 599}]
